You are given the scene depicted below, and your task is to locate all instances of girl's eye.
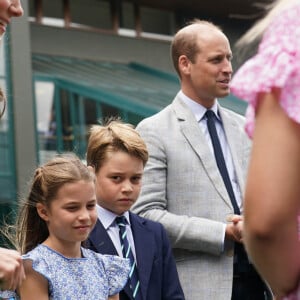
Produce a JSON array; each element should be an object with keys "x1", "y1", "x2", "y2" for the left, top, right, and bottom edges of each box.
[
  {"x1": 66, "y1": 206, "x2": 77, "y2": 211},
  {"x1": 87, "y1": 203, "x2": 96, "y2": 210}
]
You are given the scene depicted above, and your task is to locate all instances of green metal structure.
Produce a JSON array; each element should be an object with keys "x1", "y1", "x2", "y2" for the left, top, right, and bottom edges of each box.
[
  {"x1": 33, "y1": 54, "x2": 247, "y2": 160},
  {"x1": 0, "y1": 53, "x2": 247, "y2": 237}
]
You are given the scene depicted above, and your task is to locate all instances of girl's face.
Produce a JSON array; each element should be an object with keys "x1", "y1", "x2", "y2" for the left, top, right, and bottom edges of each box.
[
  {"x1": 0, "y1": 0, "x2": 23, "y2": 36},
  {"x1": 94, "y1": 151, "x2": 144, "y2": 215},
  {"x1": 38, "y1": 180, "x2": 97, "y2": 253}
]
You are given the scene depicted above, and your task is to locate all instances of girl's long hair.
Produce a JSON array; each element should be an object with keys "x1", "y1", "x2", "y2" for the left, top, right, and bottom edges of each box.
[{"x1": 14, "y1": 154, "x2": 94, "y2": 254}]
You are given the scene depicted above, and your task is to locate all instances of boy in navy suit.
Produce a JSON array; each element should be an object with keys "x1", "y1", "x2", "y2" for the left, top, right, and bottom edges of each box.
[{"x1": 86, "y1": 120, "x2": 184, "y2": 300}]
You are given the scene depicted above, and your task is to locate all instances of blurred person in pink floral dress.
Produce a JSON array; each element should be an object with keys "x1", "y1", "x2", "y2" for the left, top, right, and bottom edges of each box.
[{"x1": 230, "y1": 0, "x2": 300, "y2": 299}]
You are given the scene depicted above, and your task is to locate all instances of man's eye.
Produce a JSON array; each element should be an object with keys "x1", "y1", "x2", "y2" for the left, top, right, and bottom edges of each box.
[{"x1": 212, "y1": 57, "x2": 222, "y2": 63}]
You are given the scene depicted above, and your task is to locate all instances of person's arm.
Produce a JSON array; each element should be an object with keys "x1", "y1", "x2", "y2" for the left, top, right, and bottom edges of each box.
[
  {"x1": 0, "y1": 247, "x2": 25, "y2": 291},
  {"x1": 108, "y1": 294, "x2": 119, "y2": 300},
  {"x1": 18, "y1": 260, "x2": 49, "y2": 300},
  {"x1": 244, "y1": 89, "x2": 300, "y2": 298}
]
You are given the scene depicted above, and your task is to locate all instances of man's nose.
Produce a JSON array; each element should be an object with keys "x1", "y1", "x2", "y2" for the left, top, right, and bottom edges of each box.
[{"x1": 223, "y1": 60, "x2": 233, "y2": 74}]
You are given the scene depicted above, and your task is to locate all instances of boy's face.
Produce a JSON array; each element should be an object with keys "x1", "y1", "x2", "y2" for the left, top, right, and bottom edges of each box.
[{"x1": 94, "y1": 151, "x2": 144, "y2": 215}]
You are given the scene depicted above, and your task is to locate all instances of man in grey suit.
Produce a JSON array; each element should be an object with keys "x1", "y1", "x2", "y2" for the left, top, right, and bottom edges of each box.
[{"x1": 132, "y1": 20, "x2": 270, "y2": 299}]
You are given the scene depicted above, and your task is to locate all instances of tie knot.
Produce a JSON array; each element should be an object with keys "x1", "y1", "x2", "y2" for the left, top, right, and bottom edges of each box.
[
  {"x1": 205, "y1": 109, "x2": 216, "y2": 120},
  {"x1": 115, "y1": 216, "x2": 127, "y2": 227}
]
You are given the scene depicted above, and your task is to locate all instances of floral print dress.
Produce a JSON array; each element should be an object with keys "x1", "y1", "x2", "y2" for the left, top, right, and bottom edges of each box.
[
  {"x1": 0, "y1": 244, "x2": 130, "y2": 300},
  {"x1": 230, "y1": 3, "x2": 300, "y2": 300}
]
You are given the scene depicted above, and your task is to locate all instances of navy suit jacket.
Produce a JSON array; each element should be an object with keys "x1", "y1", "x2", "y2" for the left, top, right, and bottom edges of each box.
[{"x1": 86, "y1": 212, "x2": 185, "y2": 300}]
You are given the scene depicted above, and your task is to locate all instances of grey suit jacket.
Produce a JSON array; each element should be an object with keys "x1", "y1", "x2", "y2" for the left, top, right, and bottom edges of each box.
[{"x1": 132, "y1": 93, "x2": 251, "y2": 300}]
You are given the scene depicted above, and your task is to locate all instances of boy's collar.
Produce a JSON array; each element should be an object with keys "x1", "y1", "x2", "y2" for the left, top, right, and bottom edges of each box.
[{"x1": 96, "y1": 205, "x2": 130, "y2": 229}]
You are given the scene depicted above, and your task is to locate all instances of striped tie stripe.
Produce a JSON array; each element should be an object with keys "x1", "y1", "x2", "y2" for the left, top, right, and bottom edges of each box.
[{"x1": 116, "y1": 216, "x2": 141, "y2": 299}]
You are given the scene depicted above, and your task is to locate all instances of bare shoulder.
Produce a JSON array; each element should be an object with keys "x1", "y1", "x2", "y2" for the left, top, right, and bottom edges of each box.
[{"x1": 18, "y1": 260, "x2": 49, "y2": 300}]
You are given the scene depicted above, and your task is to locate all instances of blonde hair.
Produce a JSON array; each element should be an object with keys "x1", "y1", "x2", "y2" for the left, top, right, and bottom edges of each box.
[
  {"x1": 237, "y1": 0, "x2": 298, "y2": 46},
  {"x1": 14, "y1": 154, "x2": 94, "y2": 254},
  {"x1": 86, "y1": 120, "x2": 148, "y2": 172}
]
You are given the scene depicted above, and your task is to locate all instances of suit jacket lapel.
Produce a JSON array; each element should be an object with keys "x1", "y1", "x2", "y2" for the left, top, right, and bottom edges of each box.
[
  {"x1": 88, "y1": 219, "x2": 118, "y2": 255},
  {"x1": 219, "y1": 108, "x2": 247, "y2": 196},
  {"x1": 130, "y1": 213, "x2": 155, "y2": 300},
  {"x1": 172, "y1": 95, "x2": 232, "y2": 210}
]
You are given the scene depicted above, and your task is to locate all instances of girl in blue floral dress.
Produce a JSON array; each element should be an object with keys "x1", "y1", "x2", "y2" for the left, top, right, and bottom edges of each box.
[{"x1": 0, "y1": 155, "x2": 130, "y2": 300}]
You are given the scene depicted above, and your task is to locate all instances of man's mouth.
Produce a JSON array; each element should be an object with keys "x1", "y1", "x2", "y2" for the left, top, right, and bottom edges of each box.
[{"x1": 218, "y1": 78, "x2": 230, "y2": 84}]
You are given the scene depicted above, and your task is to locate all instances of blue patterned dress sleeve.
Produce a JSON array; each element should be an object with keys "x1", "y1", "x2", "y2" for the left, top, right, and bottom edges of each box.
[
  {"x1": 90, "y1": 252, "x2": 130, "y2": 296},
  {"x1": 0, "y1": 244, "x2": 130, "y2": 300},
  {"x1": 0, "y1": 289, "x2": 17, "y2": 299}
]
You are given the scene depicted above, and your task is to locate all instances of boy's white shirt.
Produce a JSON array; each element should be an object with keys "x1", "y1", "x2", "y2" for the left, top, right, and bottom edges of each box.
[{"x1": 96, "y1": 205, "x2": 137, "y2": 260}]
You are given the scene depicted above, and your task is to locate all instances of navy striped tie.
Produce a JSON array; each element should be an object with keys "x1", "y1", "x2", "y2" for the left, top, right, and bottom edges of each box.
[{"x1": 115, "y1": 216, "x2": 141, "y2": 299}]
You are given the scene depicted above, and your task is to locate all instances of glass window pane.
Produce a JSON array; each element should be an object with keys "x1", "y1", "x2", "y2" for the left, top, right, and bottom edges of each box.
[
  {"x1": 122, "y1": 2, "x2": 134, "y2": 30},
  {"x1": 43, "y1": 0, "x2": 63, "y2": 19},
  {"x1": 35, "y1": 81, "x2": 57, "y2": 163},
  {"x1": 60, "y1": 89, "x2": 73, "y2": 152},
  {"x1": 141, "y1": 7, "x2": 172, "y2": 35},
  {"x1": 70, "y1": 0, "x2": 111, "y2": 29}
]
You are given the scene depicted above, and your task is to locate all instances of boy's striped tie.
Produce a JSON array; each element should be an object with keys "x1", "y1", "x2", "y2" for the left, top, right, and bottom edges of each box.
[{"x1": 115, "y1": 216, "x2": 142, "y2": 299}]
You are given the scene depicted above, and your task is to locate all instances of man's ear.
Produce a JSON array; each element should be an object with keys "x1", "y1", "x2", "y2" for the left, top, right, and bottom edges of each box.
[
  {"x1": 178, "y1": 55, "x2": 191, "y2": 75},
  {"x1": 36, "y1": 203, "x2": 49, "y2": 221}
]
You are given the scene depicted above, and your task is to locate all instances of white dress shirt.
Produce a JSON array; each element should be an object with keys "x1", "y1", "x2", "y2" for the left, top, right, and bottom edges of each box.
[{"x1": 96, "y1": 205, "x2": 137, "y2": 261}]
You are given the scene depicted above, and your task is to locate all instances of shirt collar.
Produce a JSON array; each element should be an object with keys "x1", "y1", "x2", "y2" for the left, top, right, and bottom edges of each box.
[
  {"x1": 96, "y1": 205, "x2": 130, "y2": 229},
  {"x1": 179, "y1": 90, "x2": 220, "y2": 122}
]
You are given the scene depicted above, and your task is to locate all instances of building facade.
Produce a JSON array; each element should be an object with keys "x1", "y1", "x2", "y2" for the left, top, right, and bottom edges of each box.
[{"x1": 0, "y1": 0, "x2": 268, "y2": 231}]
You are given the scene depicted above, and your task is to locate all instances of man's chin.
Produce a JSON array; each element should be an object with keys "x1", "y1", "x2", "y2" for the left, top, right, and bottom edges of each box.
[{"x1": 217, "y1": 90, "x2": 230, "y2": 98}]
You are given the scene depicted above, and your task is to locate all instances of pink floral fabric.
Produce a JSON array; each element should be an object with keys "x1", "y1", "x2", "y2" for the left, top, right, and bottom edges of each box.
[
  {"x1": 285, "y1": 287, "x2": 300, "y2": 300},
  {"x1": 231, "y1": 3, "x2": 300, "y2": 300},
  {"x1": 230, "y1": 3, "x2": 300, "y2": 138}
]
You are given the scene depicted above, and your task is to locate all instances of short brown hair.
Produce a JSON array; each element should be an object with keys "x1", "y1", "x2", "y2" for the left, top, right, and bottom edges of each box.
[
  {"x1": 87, "y1": 120, "x2": 148, "y2": 172},
  {"x1": 171, "y1": 19, "x2": 223, "y2": 76}
]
